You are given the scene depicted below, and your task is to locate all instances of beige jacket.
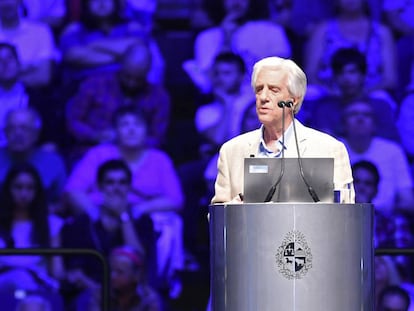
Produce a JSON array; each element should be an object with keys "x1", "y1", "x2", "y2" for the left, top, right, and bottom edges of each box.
[{"x1": 211, "y1": 120, "x2": 354, "y2": 204}]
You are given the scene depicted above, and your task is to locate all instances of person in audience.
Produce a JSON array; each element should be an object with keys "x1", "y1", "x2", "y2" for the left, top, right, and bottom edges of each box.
[
  {"x1": 298, "y1": 47, "x2": 400, "y2": 141},
  {"x1": 340, "y1": 99, "x2": 414, "y2": 213},
  {"x1": 0, "y1": 107, "x2": 67, "y2": 213},
  {"x1": 60, "y1": 159, "x2": 157, "y2": 310},
  {"x1": 352, "y1": 160, "x2": 395, "y2": 248},
  {"x1": 195, "y1": 51, "x2": 255, "y2": 159},
  {"x1": 64, "y1": 106, "x2": 185, "y2": 299},
  {"x1": 0, "y1": 0, "x2": 60, "y2": 88},
  {"x1": 107, "y1": 245, "x2": 162, "y2": 311},
  {"x1": 375, "y1": 256, "x2": 403, "y2": 310},
  {"x1": 182, "y1": 0, "x2": 291, "y2": 94},
  {"x1": 65, "y1": 40, "x2": 171, "y2": 165},
  {"x1": 303, "y1": 0, "x2": 397, "y2": 98},
  {"x1": 59, "y1": 0, "x2": 164, "y2": 85},
  {"x1": 0, "y1": 162, "x2": 64, "y2": 292},
  {"x1": 0, "y1": 42, "x2": 29, "y2": 147},
  {"x1": 378, "y1": 285, "x2": 411, "y2": 311}
]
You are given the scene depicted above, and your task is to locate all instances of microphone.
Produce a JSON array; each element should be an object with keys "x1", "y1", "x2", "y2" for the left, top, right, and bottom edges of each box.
[
  {"x1": 264, "y1": 100, "x2": 289, "y2": 202},
  {"x1": 288, "y1": 108, "x2": 320, "y2": 202}
]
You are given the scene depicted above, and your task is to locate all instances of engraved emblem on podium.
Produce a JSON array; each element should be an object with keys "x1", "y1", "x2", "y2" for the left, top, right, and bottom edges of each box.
[{"x1": 276, "y1": 230, "x2": 313, "y2": 279}]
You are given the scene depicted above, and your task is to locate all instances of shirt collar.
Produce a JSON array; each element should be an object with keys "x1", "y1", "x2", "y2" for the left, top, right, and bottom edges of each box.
[{"x1": 258, "y1": 122, "x2": 294, "y2": 157}]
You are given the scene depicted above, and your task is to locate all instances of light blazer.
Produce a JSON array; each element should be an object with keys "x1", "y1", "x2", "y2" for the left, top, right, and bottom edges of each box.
[{"x1": 212, "y1": 120, "x2": 354, "y2": 203}]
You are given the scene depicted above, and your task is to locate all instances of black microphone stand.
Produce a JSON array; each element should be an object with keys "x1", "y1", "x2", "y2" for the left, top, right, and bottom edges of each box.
[{"x1": 264, "y1": 101, "x2": 287, "y2": 202}]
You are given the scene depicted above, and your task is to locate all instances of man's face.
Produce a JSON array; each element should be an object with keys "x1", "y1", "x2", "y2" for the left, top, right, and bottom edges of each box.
[
  {"x1": 335, "y1": 63, "x2": 365, "y2": 97},
  {"x1": 5, "y1": 110, "x2": 39, "y2": 152},
  {"x1": 343, "y1": 102, "x2": 375, "y2": 137},
  {"x1": 100, "y1": 169, "x2": 130, "y2": 197},
  {"x1": 115, "y1": 113, "x2": 147, "y2": 148},
  {"x1": 254, "y1": 67, "x2": 294, "y2": 127},
  {"x1": 0, "y1": 46, "x2": 19, "y2": 84},
  {"x1": 353, "y1": 167, "x2": 377, "y2": 203},
  {"x1": 211, "y1": 62, "x2": 244, "y2": 94}
]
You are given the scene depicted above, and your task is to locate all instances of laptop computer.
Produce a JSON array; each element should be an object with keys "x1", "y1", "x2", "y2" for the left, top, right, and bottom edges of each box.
[{"x1": 243, "y1": 157, "x2": 334, "y2": 203}]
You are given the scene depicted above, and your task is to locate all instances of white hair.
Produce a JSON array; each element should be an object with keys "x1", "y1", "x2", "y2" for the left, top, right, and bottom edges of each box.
[{"x1": 250, "y1": 56, "x2": 307, "y2": 113}]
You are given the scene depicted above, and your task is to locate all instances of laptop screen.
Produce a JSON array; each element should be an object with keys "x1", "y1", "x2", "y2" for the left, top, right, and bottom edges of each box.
[{"x1": 243, "y1": 157, "x2": 334, "y2": 203}]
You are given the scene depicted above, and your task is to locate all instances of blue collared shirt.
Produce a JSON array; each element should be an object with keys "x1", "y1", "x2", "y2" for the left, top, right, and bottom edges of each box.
[{"x1": 258, "y1": 123, "x2": 294, "y2": 157}]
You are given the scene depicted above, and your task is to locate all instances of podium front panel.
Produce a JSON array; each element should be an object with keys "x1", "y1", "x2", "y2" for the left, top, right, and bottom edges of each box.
[{"x1": 209, "y1": 203, "x2": 374, "y2": 311}]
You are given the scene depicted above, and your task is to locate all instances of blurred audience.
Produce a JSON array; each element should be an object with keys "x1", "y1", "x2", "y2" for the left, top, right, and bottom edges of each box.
[
  {"x1": 396, "y1": 91, "x2": 414, "y2": 176},
  {"x1": 63, "y1": 106, "x2": 185, "y2": 299},
  {"x1": 183, "y1": 0, "x2": 291, "y2": 94},
  {"x1": 59, "y1": 0, "x2": 164, "y2": 85},
  {"x1": 0, "y1": 107, "x2": 67, "y2": 213},
  {"x1": 340, "y1": 99, "x2": 414, "y2": 213},
  {"x1": 0, "y1": 163, "x2": 64, "y2": 292},
  {"x1": 195, "y1": 51, "x2": 254, "y2": 158},
  {"x1": 304, "y1": 0, "x2": 397, "y2": 98},
  {"x1": 106, "y1": 245, "x2": 163, "y2": 311},
  {"x1": 65, "y1": 40, "x2": 170, "y2": 165},
  {"x1": 0, "y1": 0, "x2": 60, "y2": 88},
  {"x1": 298, "y1": 47, "x2": 399, "y2": 141},
  {"x1": 60, "y1": 159, "x2": 157, "y2": 310}
]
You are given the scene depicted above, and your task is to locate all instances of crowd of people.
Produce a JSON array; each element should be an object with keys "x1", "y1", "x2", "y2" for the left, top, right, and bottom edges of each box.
[{"x1": 0, "y1": 0, "x2": 414, "y2": 310}]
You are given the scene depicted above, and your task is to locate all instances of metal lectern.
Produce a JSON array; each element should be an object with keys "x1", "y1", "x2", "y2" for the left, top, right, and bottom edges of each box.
[{"x1": 209, "y1": 203, "x2": 374, "y2": 311}]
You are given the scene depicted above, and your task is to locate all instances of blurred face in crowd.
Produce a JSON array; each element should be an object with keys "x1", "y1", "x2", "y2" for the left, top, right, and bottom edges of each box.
[
  {"x1": 110, "y1": 253, "x2": 141, "y2": 293},
  {"x1": 211, "y1": 61, "x2": 244, "y2": 94},
  {"x1": 88, "y1": 0, "x2": 115, "y2": 18},
  {"x1": 343, "y1": 101, "x2": 375, "y2": 138},
  {"x1": 254, "y1": 67, "x2": 294, "y2": 128},
  {"x1": 353, "y1": 167, "x2": 377, "y2": 203},
  {"x1": 335, "y1": 63, "x2": 365, "y2": 98},
  {"x1": 115, "y1": 113, "x2": 147, "y2": 149},
  {"x1": 0, "y1": 45, "x2": 19, "y2": 86},
  {"x1": 5, "y1": 109, "x2": 39, "y2": 152},
  {"x1": 10, "y1": 171, "x2": 36, "y2": 210},
  {"x1": 100, "y1": 169, "x2": 130, "y2": 198}
]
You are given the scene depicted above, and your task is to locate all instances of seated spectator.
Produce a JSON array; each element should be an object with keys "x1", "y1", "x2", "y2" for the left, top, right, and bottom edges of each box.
[
  {"x1": 352, "y1": 160, "x2": 395, "y2": 247},
  {"x1": 59, "y1": 0, "x2": 164, "y2": 85},
  {"x1": 0, "y1": 0, "x2": 60, "y2": 88},
  {"x1": 106, "y1": 245, "x2": 163, "y2": 311},
  {"x1": 0, "y1": 107, "x2": 67, "y2": 213},
  {"x1": 298, "y1": 47, "x2": 400, "y2": 141},
  {"x1": 340, "y1": 99, "x2": 414, "y2": 213},
  {"x1": 378, "y1": 285, "x2": 411, "y2": 311},
  {"x1": 195, "y1": 51, "x2": 255, "y2": 158},
  {"x1": 0, "y1": 163, "x2": 64, "y2": 292},
  {"x1": 65, "y1": 40, "x2": 170, "y2": 165},
  {"x1": 60, "y1": 159, "x2": 157, "y2": 310},
  {"x1": 182, "y1": 0, "x2": 291, "y2": 94},
  {"x1": 0, "y1": 42, "x2": 29, "y2": 147},
  {"x1": 64, "y1": 106, "x2": 185, "y2": 298},
  {"x1": 303, "y1": 0, "x2": 397, "y2": 98}
]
